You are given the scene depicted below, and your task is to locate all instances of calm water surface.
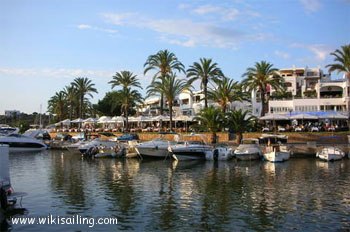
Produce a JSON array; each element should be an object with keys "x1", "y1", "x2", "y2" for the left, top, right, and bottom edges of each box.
[{"x1": 7, "y1": 150, "x2": 350, "y2": 231}]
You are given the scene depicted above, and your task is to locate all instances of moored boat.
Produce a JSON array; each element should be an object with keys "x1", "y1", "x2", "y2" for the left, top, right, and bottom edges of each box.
[
  {"x1": 205, "y1": 146, "x2": 234, "y2": 161},
  {"x1": 263, "y1": 144, "x2": 290, "y2": 162},
  {"x1": 170, "y1": 140, "x2": 212, "y2": 160},
  {"x1": 78, "y1": 138, "x2": 116, "y2": 155},
  {"x1": 0, "y1": 125, "x2": 19, "y2": 136},
  {"x1": 316, "y1": 146, "x2": 345, "y2": 161},
  {"x1": 0, "y1": 134, "x2": 47, "y2": 153},
  {"x1": 92, "y1": 143, "x2": 126, "y2": 158},
  {"x1": 234, "y1": 138, "x2": 262, "y2": 161},
  {"x1": 135, "y1": 138, "x2": 176, "y2": 158}
]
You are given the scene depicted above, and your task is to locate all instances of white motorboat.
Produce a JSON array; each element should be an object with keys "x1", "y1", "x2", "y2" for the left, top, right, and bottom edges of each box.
[
  {"x1": 0, "y1": 144, "x2": 11, "y2": 193},
  {"x1": 135, "y1": 137, "x2": 177, "y2": 158},
  {"x1": 91, "y1": 143, "x2": 127, "y2": 158},
  {"x1": 234, "y1": 138, "x2": 262, "y2": 161},
  {"x1": 168, "y1": 134, "x2": 211, "y2": 160},
  {"x1": 23, "y1": 128, "x2": 51, "y2": 140},
  {"x1": 66, "y1": 140, "x2": 87, "y2": 153},
  {"x1": 0, "y1": 134, "x2": 47, "y2": 152},
  {"x1": 169, "y1": 140, "x2": 213, "y2": 160},
  {"x1": 205, "y1": 146, "x2": 234, "y2": 161},
  {"x1": 316, "y1": 146, "x2": 345, "y2": 161},
  {"x1": 1, "y1": 144, "x2": 15, "y2": 210},
  {"x1": 259, "y1": 134, "x2": 288, "y2": 144},
  {"x1": 0, "y1": 144, "x2": 26, "y2": 215},
  {"x1": 0, "y1": 125, "x2": 19, "y2": 136},
  {"x1": 169, "y1": 134, "x2": 233, "y2": 161},
  {"x1": 263, "y1": 144, "x2": 290, "y2": 162},
  {"x1": 78, "y1": 138, "x2": 117, "y2": 155}
]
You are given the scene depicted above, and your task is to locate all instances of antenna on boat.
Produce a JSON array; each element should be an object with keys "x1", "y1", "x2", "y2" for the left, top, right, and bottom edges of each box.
[{"x1": 39, "y1": 104, "x2": 42, "y2": 129}]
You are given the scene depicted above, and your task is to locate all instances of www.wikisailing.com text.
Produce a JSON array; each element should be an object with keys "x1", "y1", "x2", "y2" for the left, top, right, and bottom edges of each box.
[{"x1": 11, "y1": 214, "x2": 118, "y2": 228}]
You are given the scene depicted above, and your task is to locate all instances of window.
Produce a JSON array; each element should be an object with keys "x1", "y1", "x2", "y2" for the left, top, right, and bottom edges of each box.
[{"x1": 182, "y1": 99, "x2": 189, "y2": 105}]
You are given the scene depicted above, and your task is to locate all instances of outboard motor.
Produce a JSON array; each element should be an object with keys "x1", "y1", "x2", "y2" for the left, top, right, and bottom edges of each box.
[
  {"x1": 84, "y1": 146, "x2": 99, "y2": 158},
  {"x1": 0, "y1": 145, "x2": 10, "y2": 210},
  {"x1": 213, "y1": 148, "x2": 219, "y2": 161},
  {"x1": 0, "y1": 187, "x2": 7, "y2": 210}
]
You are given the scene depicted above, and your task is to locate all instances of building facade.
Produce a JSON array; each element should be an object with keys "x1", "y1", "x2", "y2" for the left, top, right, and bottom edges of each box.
[
  {"x1": 141, "y1": 66, "x2": 350, "y2": 119},
  {"x1": 251, "y1": 66, "x2": 350, "y2": 117}
]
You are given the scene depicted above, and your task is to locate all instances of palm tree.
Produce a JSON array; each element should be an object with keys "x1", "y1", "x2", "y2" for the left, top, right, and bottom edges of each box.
[
  {"x1": 187, "y1": 58, "x2": 223, "y2": 109},
  {"x1": 147, "y1": 73, "x2": 191, "y2": 131},
  {"x1": 193, "y1": 106, "x2": 224, "y2": 144},
  {"x1": 109, "y1": 71, "x2": 142, "y2": 131},
  {"x1": 144, "y1": 49, "x2": 185, "y2": 115},
  {"x1": 326, "y1": 44, "x2": 350, "y2": 81},
  {"x1": 47, "y1": 91, "x2": 67, "y2": 121},
  {"x1": 207, "y1": 76, "x2": 249, "y2": 113},
  {"x1": 116, "y1": 88, "x2": 143, "y2": 131},
  {"x1": 109, "y1": 71, "x2": 142, "y2": 91},
  {"x1": 71, "y1": 77, "x2": 98, "y2": 119},
  {"x1": 62, "y1": 85, "x2": 78, "y2": 119},
  {"x1": 241, "y1": 61, "x2": 283, "y2": 117},
  {"x1": 225, "y1": 109, "x2": 256, "y2": 144}
]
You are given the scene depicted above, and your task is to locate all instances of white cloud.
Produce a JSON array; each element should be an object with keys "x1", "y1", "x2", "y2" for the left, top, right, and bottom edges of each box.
[
  {"x1": 76, "y1": 24, "x2": 117, "y2": 34},
  {"x1": 291, "y1": 43, "x2": 331, "y2": 61},
  {"x1": 0, "y1": 67, "x2": 114, "y2": 80},
  {"x1": 77, "y1": 24, "x2": 92, "y2": 29},
  {"x1": 307, "y1": 45, "x2": 330, "y2": 61},
  {"x1": 101, "y1": 12, "x2": 248, "y2": 48},
  {"x1": 192, "y1": 4, "x2": 240, "y2": 21},
  {"x1": 275, "y1": 50, "x2": 290, "y2": 59},
  {"x1": 299, "y1": 0, "x2": 322, "y2": 13},
  {"x1": 102, "y1": 12, "x2": 138, "y2": 26}
]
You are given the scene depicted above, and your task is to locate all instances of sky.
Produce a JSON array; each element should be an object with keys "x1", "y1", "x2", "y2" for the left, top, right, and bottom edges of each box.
[{"x1": 0, "y1": 0, "x2": 349, "y2": 114}]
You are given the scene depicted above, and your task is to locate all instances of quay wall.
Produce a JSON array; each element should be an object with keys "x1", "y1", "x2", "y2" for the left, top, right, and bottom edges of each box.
[{"x1": 49, "y1": 131, "x2": 349, "y2": 144}]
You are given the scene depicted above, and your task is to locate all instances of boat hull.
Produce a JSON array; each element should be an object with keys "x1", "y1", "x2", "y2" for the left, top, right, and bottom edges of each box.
[
  {"x1": 316, "y1": 147, "x2": 345, "y2": 161},
  {"x1": 264, "y1": 151, "x2": 290, "y2": 162},
  {"x1": 171, "y1": 151, "x2": 207, "y2": 160},
  {"x1": 205, "y1": 147, "x2": 233, "y2": 161},
  {"x1": 235, "y1": 152, "x2": 261, "y2": 161},
  {"x1": 135, "y1": 147, "x2": 170, "y2": 158},
  {"x1": 170, "y1": 145, "x2": 210, "y2": 160},
  {"x1": 0, "y1": 137, "x2": 47, "y2": 153}
]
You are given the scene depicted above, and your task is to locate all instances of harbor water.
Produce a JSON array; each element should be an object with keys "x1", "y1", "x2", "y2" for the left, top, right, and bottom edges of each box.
[{"x1": 6, "y1": 150, "x2": 350, "y2": 231}]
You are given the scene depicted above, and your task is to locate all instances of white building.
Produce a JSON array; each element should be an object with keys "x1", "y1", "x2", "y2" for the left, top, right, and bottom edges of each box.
[
  {"x1": 4, "y1": 110, "x2": 21, "y2": 118},
  {"x1": 142, "y1": 89, "x2": 252, "y2": 117},
  {"x1": 251, "y1": 66, "x2": 350, "y2": 117}
]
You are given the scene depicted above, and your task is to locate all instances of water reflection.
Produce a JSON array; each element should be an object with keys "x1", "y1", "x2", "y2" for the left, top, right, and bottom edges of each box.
[{"x1": 8, "y1": 151, "x2": 350, "y2": 231}]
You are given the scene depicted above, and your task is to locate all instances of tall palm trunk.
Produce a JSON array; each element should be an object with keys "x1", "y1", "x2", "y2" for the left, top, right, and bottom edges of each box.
[
  {"x1": 160, "y1": 93, "x2": 164, "y2": 115},
  {"x1": 169, "y1": 103, "x2": 173, "y2": 132},
  {"x1": 125, "y1": 109, "x2": 129, "y2": 132},
  {"x1": 211, "y1": 132, "x2": 217, "y2": 144},
  {"x1": 204, "y1": 79, "x2": 208, "y2": 108},
  {"x1": 80, "y1": 95, "x2": 84, "y2": 118},
  {"x1": 260, "y1": 90, "x2": 267, "y2": 117},
  {"x1": 236, "y1": 132, "x2": 243, "y2": 144}
]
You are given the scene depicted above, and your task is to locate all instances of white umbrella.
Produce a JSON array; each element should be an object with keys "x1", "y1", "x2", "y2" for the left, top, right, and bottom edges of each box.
[
  {"x1": 321, "y1": 111, "x2": 348, "y2": 119},
  {"x1": 97, "y1": 116, "x2": 112, "y2": 123},
  {"x1": 259, "y1": 114, "x2": 289, "y2": 133},
  {"x1": 174, "y1": 115, "x2": 193, "y2": 121},
  {"x1": 259, "y1": 114, "x2": 289, "y2": 120},
  {"x1": 60, "y1": 119, "x2": 71, "y2": 125},
  {"x1": 153, "y1": 115, "x2": 170, "y2": 121},
  {"x1": 111, "y1": 116, "x2": 125, "y2": 122},
  {"x1": 83, "y1": 118, "x2": 97, "y2": 123},
  {"x1": 128, "y1": 116, "x2": 138, "y2": 122},
  {"x1": 290, "y1": 113, "x2": 318, "y2": 120},
  {"x1": 71, "y1": 118, "x2": 84, "y2": 123}
]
